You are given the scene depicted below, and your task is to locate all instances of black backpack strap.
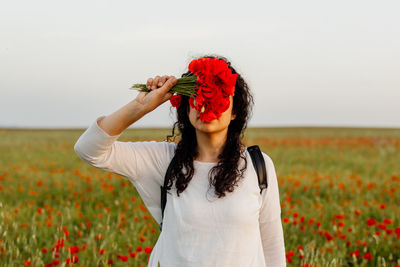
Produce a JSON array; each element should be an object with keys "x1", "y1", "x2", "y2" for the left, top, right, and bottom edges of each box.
[
  {"x1": 160, "y1": 154, "x2": 176, "y2": 231},
  {"x1": 247, "y1": 145, "x2": 268, "y2": 194}
]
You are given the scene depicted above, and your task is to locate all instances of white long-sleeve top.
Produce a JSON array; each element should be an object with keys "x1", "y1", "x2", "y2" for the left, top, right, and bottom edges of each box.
[{"x1": 74, "y1": 116, "x2": 286, "y2": 267}]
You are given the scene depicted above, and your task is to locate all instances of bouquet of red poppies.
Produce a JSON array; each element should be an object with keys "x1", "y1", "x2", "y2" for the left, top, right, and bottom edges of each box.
[{"x1": 130, "y1": 58, "x2": 238, "y2": 122}]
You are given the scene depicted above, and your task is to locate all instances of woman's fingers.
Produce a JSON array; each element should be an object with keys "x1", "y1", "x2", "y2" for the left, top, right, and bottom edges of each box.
[
  {"x1": 160, "y1": 76, "x2": 177, "y2": 102},
  {"x1": 152, "y1": 76, "x2": 160, "y2": 89},
  {"x1": 160, "y1": 75, "x2": 168, "y2": 86},
  {"x1": 161, "y1": 76, "x2": 177, "y2": 93},
  {"x1": 146, "y1": 78, "x2": 153, "y2": 90},
  {"x1": 146, "y1": 75, "x2": 174, "y2": 90}
]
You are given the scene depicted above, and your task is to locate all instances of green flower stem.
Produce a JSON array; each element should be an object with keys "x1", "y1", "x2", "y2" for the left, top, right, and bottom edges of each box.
[{"x1": 129, "y1": 75, "x2": 198, "y2": 97}]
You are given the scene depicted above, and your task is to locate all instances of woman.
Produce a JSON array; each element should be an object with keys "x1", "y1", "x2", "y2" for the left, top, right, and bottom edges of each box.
[{"x1": 74, "y1": 55, "x2": 286, "y2": 266}]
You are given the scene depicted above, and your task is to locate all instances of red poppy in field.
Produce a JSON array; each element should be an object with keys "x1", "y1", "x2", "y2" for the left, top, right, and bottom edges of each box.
[
  {"x1": 65, "y1": 255, "x2": 79, "y2": 264},
  {"x1": 383, "y1": 218, "x2": 393, "y2": 225},
  {"x1": 53, "y1": 238, "x2": 64, "y2": 252},
  {"x1": 117, "y1": 254, "x2": 128, "y2": 262},
  {"x1": 324, "y1": 231, "x2": 333, "y2": 241},
  {"x1": 335, "y1": 214, "x2": 345, "y2": 220},
  {"x1": 354, "y1": 209, "x2": 362, "y2": 216},
  {"x1": 350, "y1": 249, "x2": 360, "y2": 258},
  {"x1": 366, "y1": 218, "x2": 376, "y2": 227},
  {"x1": 144, "y1": 247, "x2": 152, "y2": 254},
  {"x1": 339, "y1": 234, "x2": 346, "y2": 240},
  {"x1": 286, "y1": 251, "x2": 294, "y2": 263},
  {"x1": 68, "y1": 245, "x2": 80, "y2": 254},
  {"x1": 363, "y1": 252, "x2": 372, "y2": 260},
  {"x1": 377, "y1": 223, "x2": 387, "y2": 230}
]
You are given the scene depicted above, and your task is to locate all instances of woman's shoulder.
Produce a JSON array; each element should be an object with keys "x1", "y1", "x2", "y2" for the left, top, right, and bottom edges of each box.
[
  {"x1": 244, "y1": 146, "x2": 274, "y2": 165},
  {"x1": 128, "y1": 140, "x2": 177, "y2": 148},
  {"x1": 122, "y1": 140, "x2": 177, "y2": 180},
  {"x1": 127, "y1": 140, "x2": 177, "y2": 157}
]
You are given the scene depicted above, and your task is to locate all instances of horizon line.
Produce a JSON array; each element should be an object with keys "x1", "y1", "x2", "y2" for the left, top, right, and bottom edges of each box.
[{"x1": 1, "y1": 125, "x2": 400, "y2": 130}]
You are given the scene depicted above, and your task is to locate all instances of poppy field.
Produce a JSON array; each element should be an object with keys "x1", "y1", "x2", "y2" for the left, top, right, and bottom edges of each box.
[{"x1": 0, "y1": 127, "x2": 399, "y2": 266}]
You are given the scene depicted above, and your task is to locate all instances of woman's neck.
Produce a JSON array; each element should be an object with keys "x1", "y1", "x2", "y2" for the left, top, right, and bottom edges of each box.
[{"x1": 194, "y1": 128, "x2": 228, "y2": 162}]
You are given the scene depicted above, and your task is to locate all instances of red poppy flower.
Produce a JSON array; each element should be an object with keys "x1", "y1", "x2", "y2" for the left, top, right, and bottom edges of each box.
[
  {"x1": 169, "y1": 94, "x2": 181, "y2": 108},
  {"x1": 145, "y1": 247, "x2": 153, "y2": 254},
  {"x1": 68, "y1": 245, "x2": 80, "y2": 254},
  {"x1": 66, "y1": 256, "x2": 79, "y2": 264},
  {"x1": 363, "y1": 252, "x2": 372, "y2": 260},
  {"x1": 350, "y1": 249, "x2": 360, "y2": 258},
  {"x1": 131, "y1": 58, "x2": 238, "y2": 122},
  {"x1": 383, "y1": 218, "x2": 393, "y2": 225},
  {"x1": 117, "y1": 255, "x2": 128, "y2": 262},
  {"x1": 188, "y1": 58, "x2": 238, "y2": 122},
  {"x1": 366, "y1": 218, "x2": 376, "y2": 227}
]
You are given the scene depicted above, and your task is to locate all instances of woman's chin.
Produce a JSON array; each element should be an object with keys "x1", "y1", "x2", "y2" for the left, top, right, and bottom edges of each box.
[{"x1": 196, "y1": 120, "x2": 215, "y2": 130}]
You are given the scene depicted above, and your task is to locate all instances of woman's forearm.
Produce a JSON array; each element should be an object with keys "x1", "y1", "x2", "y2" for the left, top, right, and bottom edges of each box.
[
  {"x1": 97, "y1": 75, "x2": 177, "y2": 136},
  {"x1": 98, "y1": 99, "x2": 148, "y2": 136}
]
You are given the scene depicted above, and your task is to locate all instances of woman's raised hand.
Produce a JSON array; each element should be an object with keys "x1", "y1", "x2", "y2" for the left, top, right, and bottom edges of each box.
[{"x1": 135, "y1": 75, "x2": 178, "y2": 113}]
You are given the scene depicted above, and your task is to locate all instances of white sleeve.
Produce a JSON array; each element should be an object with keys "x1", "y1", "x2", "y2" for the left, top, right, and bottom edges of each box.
[
  {"x1": 259, "y1": 153, "x2": 286, "y2": 267},
  {"x1": 73, "y1": 115, "x2": 176, "y2": 224}
]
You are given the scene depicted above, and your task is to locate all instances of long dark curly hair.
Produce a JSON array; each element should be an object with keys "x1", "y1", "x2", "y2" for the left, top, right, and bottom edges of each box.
[{"x1": 165, "y1": 54, "x2": 254, "y2": 199}]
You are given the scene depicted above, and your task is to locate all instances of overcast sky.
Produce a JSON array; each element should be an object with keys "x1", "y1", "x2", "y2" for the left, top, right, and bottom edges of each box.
[{"x1": 1, "y1": 0, "x2": 399, "y2": 128}]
